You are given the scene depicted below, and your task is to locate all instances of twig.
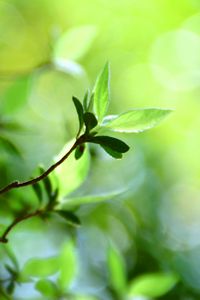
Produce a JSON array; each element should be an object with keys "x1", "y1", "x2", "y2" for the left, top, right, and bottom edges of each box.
[
  {"x1": 0, "y1": 210, "x2": 42, "y2": 243},
  {"x1": 0, "y1": 135, "x2": 85, "y2": 196}
]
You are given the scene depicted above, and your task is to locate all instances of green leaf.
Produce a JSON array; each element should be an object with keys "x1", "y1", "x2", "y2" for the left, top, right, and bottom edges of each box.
[
  {"x1": 128, "y1": 272, "x2": 178, "y2": 298},
  {"x1": 83, "y1": 89, "x2": 90, "y2": 111},
  {"x1": 21, "y1": 256, "x2": 59, "y2": 278},
  {"x1": 72, "y1": 96, "x2": 84, "y2": 137},
  {"x1": 6, "y1": 281, "x2": 15, "y2": 295},
  {"x1": 75, "y1": 144, "x2": 85, "y2": 160},
  {"x1": 35, "y1": 279, "x2": 58, "y2": 298},
  {"x1": 108, "y1": 244, "x2": 127, "y2": 296},
  {"x1": 100, "y1": 144, "x2": 123, "y2": 159},
  {"x1": 58, "y1": 242, "x2": 77, "y2": 293},
  {"x1": 39, "y1": 167, "x2": 53, "y2": 198},
  {"x1": 0, "y1": 135, "x2": 21, "y2": 157},
  {"x1": 102, "y1": 109, "x2": 173, "y2": 133},
  {"x1": 88, "y1": 136, "x2": 129, "y2": 153},
  {"x1": 83, "y1": 112, "x2": 98, "y2": 133},
  {"x1": 56, "y1": 190, "x2": 123, "y2": 209},
  {"x1": 93, "y1": 63, "x2": 110, "y2": 122},
  {"x1": 53, "y1": 25, "x2": 97, "y2": 61},
  {"x1": 32, "y1": 182, "x2": 42, "y2": 203},
  {"x1": 55, "y1": 210, "x2": 81, "y2": 227},
  {"x1": 53, "y1": 140, "x2": 90, "y2": 197}
]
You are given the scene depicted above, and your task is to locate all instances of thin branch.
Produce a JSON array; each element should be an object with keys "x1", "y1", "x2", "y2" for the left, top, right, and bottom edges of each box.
[
  {"x1": 0, "y1": 210, "x2": 42, "y2": 243},
  {"x1": 0, "y1": 135, "x2": 85, "y2": 196}
]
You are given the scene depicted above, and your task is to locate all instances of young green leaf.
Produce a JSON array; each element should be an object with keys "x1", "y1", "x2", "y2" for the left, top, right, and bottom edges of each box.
[
  {"x1": 93, "y1": 63, "x2": 110, "y2": 122},
  {"x1": 108, "y1": 244, "x2": 127, "y2": 296},
  {"x1": 102, "y1": 109, "x2": 172, "y2": 133},
  {"x1": 21, "y1": 256, "x2": 59, "y2": 278},
  {"x1": 72, "y1": 96, "x2": 84, "y2": 137},
  {"x1": 127, "y1": 272, "x2": 178, "y2": 298},
  {"x1": 32, "y1": 182, "x2": 42, "y2": 203},
  {"x1": 35, "y1": 279, "x2": 58, "y2": 298},
  {"x1": 55, "y1": 210, "x2": 81, "y2": 227},
  {"x1": 58, "y1": 242, "x2": 77, "y2": 293},
  {"x1": 0, "y1": 136, "x2": 21, "y2": 157},
  {"x1": 75, "y1": 144, "x2": 85, "y2": 160},
  {"x1": 83, "y1": 89, "x2": 90, "y2": 111},
  {"x1": 83, "y1": 112, "x2": 98, "y2": 133},
  {"x1": 56, "y1": 190, "x2": 124, "y2": 209},
  {"x1": 88, "y1": 136, "x2": 129, "y2": 153},
  {"x1": 39, "y1": 167, "x2": 53, "y2": 198}
]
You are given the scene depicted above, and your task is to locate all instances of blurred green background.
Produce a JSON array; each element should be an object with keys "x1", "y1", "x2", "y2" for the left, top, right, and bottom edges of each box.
[{"x1": 0, "y1": 0, "x2": 200, "y2": 299}]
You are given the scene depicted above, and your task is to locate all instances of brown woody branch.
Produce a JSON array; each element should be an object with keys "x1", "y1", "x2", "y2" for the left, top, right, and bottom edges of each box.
[
  {"x1": 0, "y1": 210, "x2": 42, "y2": 243},
  {"x1": 0, "y1": 135, "x2": 85, "y2": 195}
]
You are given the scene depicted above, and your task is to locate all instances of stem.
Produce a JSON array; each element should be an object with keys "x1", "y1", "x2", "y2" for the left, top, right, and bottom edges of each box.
[
  {"x1": 0, "y1": 135, "x2": 85, "y2": 195},
  {"x1": 0, "y1": 210, "x2": 42, "y2": 243}
]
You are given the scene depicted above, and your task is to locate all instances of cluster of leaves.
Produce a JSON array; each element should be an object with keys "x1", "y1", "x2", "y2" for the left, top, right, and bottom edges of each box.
[
  {"x1": 72, "y1": 63, "x2": 172, "y2": 160},
  {"x1": 0, "y1": 62, "x2": 173, "y2": 299},
  {"x1": 0, "y1": 241, "x2": 179, "y2": 300}
]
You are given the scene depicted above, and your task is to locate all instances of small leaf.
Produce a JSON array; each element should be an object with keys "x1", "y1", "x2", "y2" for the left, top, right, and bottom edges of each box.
[
  {"x1": 21, "y1": 256, "x2": 59, "y2": 278},
  {"x1": 83, "y1": 89, "x2": 90, "y2": 111},
  {"x1": 75, "y1": 144, "x2": 85, "y2": 160},
  {"x1": 93, "y1": 63, "x2": 110, "y2": 122},
  {"x1": 48, "y1": 187, "x2": 59, "y2": 209},
  {"x1": 102, "y1": 109, "x2": 173, "y2": 133},
  {"x1": 39, "y1": 167, "x2": 53, "y2": 199},
  {"x1": 57, "y1": 190, "x2": 124, "y2": 209},
  {"x1": 55, "y1": 210, "x2": 81, "y2": 227},
  {"x1": 35, "y1": 279, "x2": 58, "y2": 298},
  {"x1": 32, "y1": 182, "x2": 43, "y2": 203},
  {"x1": 100, "y1": 144, "x2": 123, "y2": 159},
  {"x1": 128, "y1": 272, "x2": 178, "y2": 298},
  {"x1": 58, "y1": 242, "x2": 77, "y2": 293},
  {"x1": 72, "y1": 96, "x2": 84, "y2": 137},
  {"x1": 88, "y1": 136, "x2": 129, "y2": 153},
  {"x1": 108, "y1": 244, "x2": 127, "y2": 296},
  {"x1": 83, "y1": 112, "x2": 98, "y2": 133},
  {"x1": 0, "y1": 135, "x2": 21, "y2": 157},
  {"x1": 6, "y1": 281, "x2": 15, "y2": 295}
]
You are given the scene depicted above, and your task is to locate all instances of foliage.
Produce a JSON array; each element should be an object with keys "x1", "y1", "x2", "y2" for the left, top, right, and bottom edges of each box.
[{"x1": 1, "y1": 1, "x2": 199, "y2": 299}]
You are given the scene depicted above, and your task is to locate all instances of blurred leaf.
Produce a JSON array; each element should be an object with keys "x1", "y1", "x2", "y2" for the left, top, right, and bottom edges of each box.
[
  {"x1": 21, "y1": 256, "x2": 59, "y2": 278},
  {"x1": 57, "y1": 190, "x2": 123, "y2": 209},
  {"x1": 53, "y1": 25, "x2": 97, "y2": 61},
  {"x1": 108, "y1": 243, "x2": 127, "y2": 296},
  {"x1": 93, "y1": 63, "x2": 110, "y2": 122},
  {"x1": 58, "y1": 241, "x2": 77, "y2": 293},
  {"x1": 88, "y1": 136, "x2": 129, "y2": 153},
  {"x1": 6, "y1": 281, "x2": 15, "y2": 295},
  {"x1": 102, "y1": 109, "x2": 173, "y2": 133},
  {"x1": 0, "y1": 135, "x2": 21, "y2": 157},
  {"x1": 35, "y1": 279, "x2": 58, "y2": 298},
  {"x1": 127, "y1": 272, "x2": 178, "y2": 298},
  {"x1": 55, "y1": 210, "x2": 81, "y2": 227},
  {"x1": 39, "y1": 167, "x2": 53, "y2": 199},
  {"x1": 72, "y1": 96, "x2": 84, "y2": 136},
  {"x1": 32, "y1": 182, "x2": 43, "y2": 204},
  {"x1": 75, "y1": 144, "x2": 85, "y2": 160},
  {"x1": 83, "y1": 112, "x2": 98, "y2": 133},
  {"x1": 53, "y1": 140, "x2": 90, "y2": 197},
  {"x1": 83, "y1": 89, "x2": 90, "y2": 111}
]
